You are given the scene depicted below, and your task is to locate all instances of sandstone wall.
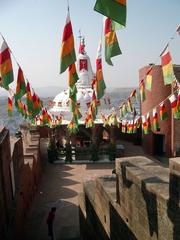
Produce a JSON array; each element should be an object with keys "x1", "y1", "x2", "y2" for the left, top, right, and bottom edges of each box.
[
  {"x1": 0, "y1": 126, "x2": 43, "y2": 239},
  {"x1": 0, "y1": 127, "x2": 13, "y2": 240},
  {"x1": 13, "y1": 129, "x2": 42, "y2": 239},
  {"x1": 79, "y1": 156, "x2": 180, "y2": 240},
  {"x1": 174, "y1": 119, "x2": 180, "y2": 156}
]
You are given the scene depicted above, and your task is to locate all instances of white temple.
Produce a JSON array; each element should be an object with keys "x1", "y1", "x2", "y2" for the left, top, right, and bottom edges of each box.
[{"x1": 49, "y1": 38, "x2": 113, "y2": 124}]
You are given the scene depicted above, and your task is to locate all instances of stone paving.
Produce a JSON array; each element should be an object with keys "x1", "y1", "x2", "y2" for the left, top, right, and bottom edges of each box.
[
  {"x1": 24, "y1": 162, "x2": 114, "y2": 240},
  {"x1": 24, "y1": 140, "x2": 168, "y2": 240}
]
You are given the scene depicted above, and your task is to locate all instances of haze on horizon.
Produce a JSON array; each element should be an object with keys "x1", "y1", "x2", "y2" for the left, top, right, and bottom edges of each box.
[{"x1": 0, "y1": 0, "x2": 180, "y2": 96}]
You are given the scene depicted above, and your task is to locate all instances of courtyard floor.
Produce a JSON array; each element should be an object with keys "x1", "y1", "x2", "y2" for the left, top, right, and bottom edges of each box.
[
  {"x1": 24, "y1": 139, "x2": 168, "y2": 240},
  {"x1": 24, "y1": 162, "x2": 114, "y2": 240}
]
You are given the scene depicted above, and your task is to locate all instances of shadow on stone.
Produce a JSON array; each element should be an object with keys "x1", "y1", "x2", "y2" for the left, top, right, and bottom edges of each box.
[
  {"x1": 85, "y1": 163, "x2": 114, "y2": 170},
  {"x1": 141, "y1": 177, "x2": 161, "y2": 238},
  {"x1": 58, "y1": 171, "x2": 73, "y2": 178},
  {"x1": 121, "y1": 161, "x2": 134, "y2": 188},
  {"x1": 81, "y1": 194, "x2": 109, "y2": 240},
  {"x1": 110, "y1": 203, "x2": 137, "y2": 240},
  {"x1": 167, "y1": 172, "x2": 180, "y2": 240},
  {"x1": 59, "y1": 178, "x2": 79, "y2": 187}
]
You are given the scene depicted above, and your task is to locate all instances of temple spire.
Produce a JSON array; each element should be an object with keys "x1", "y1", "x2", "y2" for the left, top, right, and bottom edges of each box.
[{"x1": 78, "y1": 30, "x2": 85, "y2": 54}]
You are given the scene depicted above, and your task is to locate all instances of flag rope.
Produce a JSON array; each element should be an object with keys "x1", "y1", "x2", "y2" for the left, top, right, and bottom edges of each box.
[
  {"x1": 0, "y1": 33, "x2": 45, "y2": 124},
  {"x1": 118, "y1": 25, "x2": 180, "y2": 121},
  {"x1": 140, "y1": 24, "x2": 180, "y2": 84},
  {"x1": 0, "y1": 33, "x2": 31, "y2": 85},
  {"x1": 141, "y1": 85, "x2": 180, "y2": 118},
  {"x1": 0, "y1": 33, "x2": 41, "y2": 98}
]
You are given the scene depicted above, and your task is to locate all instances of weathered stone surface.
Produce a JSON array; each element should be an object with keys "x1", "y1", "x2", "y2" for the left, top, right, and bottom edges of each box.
[
  {"x1": 79, "y1": 156, "x2": 180, "y2": 239},
  {"x1": 0, "y1": 126, "x2": 42, "y2": 239}
]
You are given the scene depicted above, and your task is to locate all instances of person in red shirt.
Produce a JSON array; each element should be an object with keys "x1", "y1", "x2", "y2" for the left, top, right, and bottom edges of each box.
[{"x1": 46, "y1": 207, "x2": 56, "y2": 239}]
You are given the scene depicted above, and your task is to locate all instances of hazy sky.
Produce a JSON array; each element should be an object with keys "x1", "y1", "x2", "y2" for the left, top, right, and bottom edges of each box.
[{"x1": 0, "y1": 0, "x2": 180, "y2": 95}]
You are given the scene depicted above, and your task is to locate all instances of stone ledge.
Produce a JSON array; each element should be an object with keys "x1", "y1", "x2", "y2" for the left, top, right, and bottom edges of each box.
[
  {"x1": 116, "y1": 156, "x2": 169, "y2": 201},
  {"x1": 96, "y1": 176, "x2": 116, "y2": 202},
  {"x1": 169, "y1": 157, "x2": 180, "y2": 173}
]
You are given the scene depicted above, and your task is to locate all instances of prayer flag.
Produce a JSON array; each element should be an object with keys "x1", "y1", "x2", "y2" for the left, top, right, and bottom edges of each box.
[
  {"x1": 153, "y1": 108, "x2": 159, "y2": 131},
  {"x1": 159, "y1": 102, "x2": 168, "y2": 120},
  {"x1": 96, "y1": 39, "x2": 106, "y2": 99},
  {"x1": 104, "y1": 17, "x2": 122, "y2": 65},
  {"x1": 133, "y1": 120, "x2": 137, "y2": 133},
  {"x1": 161, "y1": 49, "x2": 175, "y2": 85},
  {"x1": 90, "y1": 91, "x2": 98, "y2": 120},
  {"x1": 67, "y1": 120, "x2": 78, "y2": 134},
  {"x1": 169, "y1": 94, "x2": 179, "y2": 119},
  {"x1": 122, "y1": 102, "x2": 127, "y2": 116},
  {"x1": 15, "y1": 67, "x2": 26, "y2": 100},
  {"x1": 146, "y1": 113, "x2": 151, "y2": 132},
  {"x1": 15, "y1": 99, "x2": 24, "y2": 116},
  {"x1": 121, "y1": 121, "x2": 126, "y2": 133},
  {"x1": 139, "y1": 79, "x2": 146, "y2": 102},
  {"x1": 26, "y1": 82, "x2": 33, "y2": 117},
  {"x1": 142, "y1": 116, "x2": 149, "y2": 135},
  {"x1": 94, "y1": 0, "x2": 126, "y2": 27},
  {"x1": 177, "y1": 88, "x2": 180, "y2": 112},
  {"x1": 127, "y1": 98, "x2": 133, "y2": 112},
  {"x1": 8, "y1": 96, "x2": 13, "y2": 117},
  {"x1": 68, "y1": 63, "x2": 78, "y2": 99},
  {"x1": 101, "y1": 113, "x2": 108, "y2": 127},
  {"x1": 60, "y1": 10, "x2": 76, "y2": 73},
  {"x1": 146, "y1": 67, "x2": 153, "y2": 91},
  {"x1": 0, "y1": 40, "x2": 14, "y2": 89}
]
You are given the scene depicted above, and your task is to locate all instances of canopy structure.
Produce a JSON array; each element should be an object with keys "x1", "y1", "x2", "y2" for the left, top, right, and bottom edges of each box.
[{"x1": 49, "y1": 37, "x2": 113, "y2": 124}]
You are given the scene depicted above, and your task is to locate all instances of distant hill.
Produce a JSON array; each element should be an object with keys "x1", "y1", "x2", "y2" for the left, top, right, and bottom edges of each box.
[
  {"x1": 33, "y1": 86, "x2": 65, "y2": 97},
  {"x1": 0, "y1": 86, "x2": 65, "y2": 98},
  {"x1": 106, "y1": 87, "x2": 137, "y2": 93},
  {"x1": 1, "y1": 86, "x2": 137, "y2": 97}
]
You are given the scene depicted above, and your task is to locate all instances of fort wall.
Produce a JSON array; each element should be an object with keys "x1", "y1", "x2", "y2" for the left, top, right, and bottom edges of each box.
[
  {"x1": 79, "y1": 156, "x2": 180, "y2": 239},
  {"x1": 0, "y1": 126, "x2": 43, "y2": 239}
]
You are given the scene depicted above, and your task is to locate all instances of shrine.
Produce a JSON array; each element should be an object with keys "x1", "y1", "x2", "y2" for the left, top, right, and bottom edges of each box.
[{"x1": 48, "y1": 37, "x2": 115, "y2": 148}]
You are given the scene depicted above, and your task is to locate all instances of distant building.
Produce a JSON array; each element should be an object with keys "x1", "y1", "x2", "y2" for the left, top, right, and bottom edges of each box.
[{"x1": 139, "y1": 64, "x2": 180, "y2": 157}]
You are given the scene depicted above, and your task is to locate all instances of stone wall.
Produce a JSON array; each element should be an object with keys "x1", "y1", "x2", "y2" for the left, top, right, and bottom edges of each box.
[
  {"x1": 13, "y1": 129, "x2": 42, "y2": 239},
  {"x1": 174, "y1": 119, "x2": 180, "y2": 156},
  {"x1": 174, "y1": 66, "x2": 180, "y2": 156},
  {"x1": 0, "y1": 126, "x2": 43, "y2": 239},
  {"x1": 79, "y1": 156, "x2": 180, "y2": 239},
  {"x1": 0, "y1": 127, "x2": 13, "y2": 240}
]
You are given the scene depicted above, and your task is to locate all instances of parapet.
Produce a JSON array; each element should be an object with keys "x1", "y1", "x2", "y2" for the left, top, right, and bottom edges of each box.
[{"x1": 79, "y1": 156, "x2": 180, "y2": 239}]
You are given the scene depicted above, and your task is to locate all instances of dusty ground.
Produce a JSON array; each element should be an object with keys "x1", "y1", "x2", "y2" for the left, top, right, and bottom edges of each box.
[{"x1": 24, "y1": 162, "x2": 114, "y2": 240}]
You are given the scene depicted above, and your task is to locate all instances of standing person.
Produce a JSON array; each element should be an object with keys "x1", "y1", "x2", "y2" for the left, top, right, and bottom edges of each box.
[{"x1": 46, "y1": 207, "x2": 56, "y2": 240}]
